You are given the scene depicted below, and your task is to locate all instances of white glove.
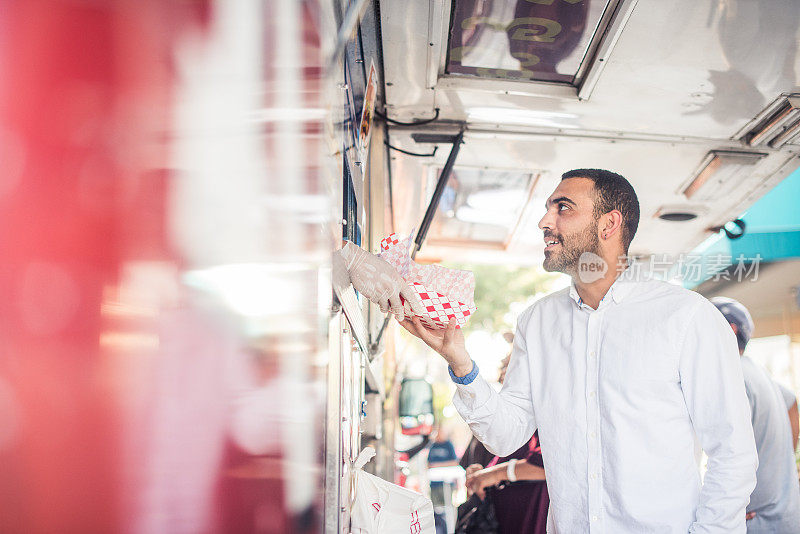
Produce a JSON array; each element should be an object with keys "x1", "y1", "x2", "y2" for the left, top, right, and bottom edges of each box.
[{"x1": 337, "y1": 241, "x2": 424, "y2": 321}]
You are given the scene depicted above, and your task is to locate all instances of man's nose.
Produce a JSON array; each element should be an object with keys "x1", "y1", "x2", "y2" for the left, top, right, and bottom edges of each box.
[{"x1": 538, "y1": 209, "x2": 553, "y2": 231}]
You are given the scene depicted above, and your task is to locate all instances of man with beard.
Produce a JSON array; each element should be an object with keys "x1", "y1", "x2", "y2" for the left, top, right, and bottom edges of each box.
[{"x1": 401, "y1": 169, "x2": 757, "y2": 533}]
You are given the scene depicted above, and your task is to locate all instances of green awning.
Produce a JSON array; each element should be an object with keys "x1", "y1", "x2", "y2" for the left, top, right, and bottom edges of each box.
[{"x1": 682, "y1": 165, "x2": 800, "y2": 288}]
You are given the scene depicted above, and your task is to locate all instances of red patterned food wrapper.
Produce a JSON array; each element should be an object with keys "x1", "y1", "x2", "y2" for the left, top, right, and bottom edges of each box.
[{"x1": 380, "y1": 233, "x2": 476, "y2": 329}]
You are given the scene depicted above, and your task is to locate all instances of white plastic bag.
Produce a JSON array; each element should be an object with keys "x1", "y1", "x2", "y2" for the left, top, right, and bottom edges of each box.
[{"x1": 350, "y1": 447, "x2": 435, "y2": 534}]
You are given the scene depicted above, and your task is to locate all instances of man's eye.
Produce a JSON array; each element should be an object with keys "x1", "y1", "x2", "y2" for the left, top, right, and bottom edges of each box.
[{"x1": 558, "y1": 203, "x2": 568, "y2": 211}]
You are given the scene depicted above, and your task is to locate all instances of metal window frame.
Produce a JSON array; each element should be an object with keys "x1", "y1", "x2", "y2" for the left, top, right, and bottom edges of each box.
[
  {"x1": 435, "y1": 0, "x2": 639, "y2": 101},
  {"x1": 420, "y1": 163, "x2": 542, "y2": 250}
]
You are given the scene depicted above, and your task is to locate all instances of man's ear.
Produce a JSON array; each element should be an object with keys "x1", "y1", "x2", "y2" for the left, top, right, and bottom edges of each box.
[{"x1": 600, "y1": 210, "x2": 623, "y2": 240}]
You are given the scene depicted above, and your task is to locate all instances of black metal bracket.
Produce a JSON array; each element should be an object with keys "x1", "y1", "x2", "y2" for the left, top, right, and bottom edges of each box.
[
  {"x1": 369, "y1": 128, "x2": 465, "y2": 356},
  {"x1": 411, "y1": 129, "x2": 464, "y2": 259}
]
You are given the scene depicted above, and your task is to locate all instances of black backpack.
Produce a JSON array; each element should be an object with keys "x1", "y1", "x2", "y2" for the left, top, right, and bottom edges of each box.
[{"x1": 455, "y1": 487, "x2": 501, "y2": 534}]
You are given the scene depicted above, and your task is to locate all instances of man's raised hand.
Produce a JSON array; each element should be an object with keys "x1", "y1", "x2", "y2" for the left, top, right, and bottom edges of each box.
[{"x1": 398, "y1": 317, "x2": 472, "y2": 375}]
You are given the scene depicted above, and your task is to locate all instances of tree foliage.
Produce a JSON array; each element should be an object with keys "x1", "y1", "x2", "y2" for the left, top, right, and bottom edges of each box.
[{"x1": 446, "y1": 263, "x2": 560, "y2": 334}]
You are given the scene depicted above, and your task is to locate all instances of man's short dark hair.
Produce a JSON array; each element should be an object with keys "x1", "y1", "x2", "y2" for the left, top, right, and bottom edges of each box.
[{"x1": 561, "y1": 168, "x2": 640, "y2": 253}]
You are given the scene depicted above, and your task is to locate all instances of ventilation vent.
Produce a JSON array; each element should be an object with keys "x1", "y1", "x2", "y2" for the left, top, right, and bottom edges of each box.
[
  {"x1": 735, "y1": 94, "x2": 800, "y2": 149},
  {"x1": 655, "y1": 205, "x2": 703, "y2": 222},
  {"x1": 681, "y1": 150, "x2": 767, "y2": 202}
]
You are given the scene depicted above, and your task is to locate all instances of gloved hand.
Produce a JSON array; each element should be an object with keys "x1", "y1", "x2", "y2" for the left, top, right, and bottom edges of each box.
[{"x1": 337, "y1": 241, "x2": 424, "y2": 321}]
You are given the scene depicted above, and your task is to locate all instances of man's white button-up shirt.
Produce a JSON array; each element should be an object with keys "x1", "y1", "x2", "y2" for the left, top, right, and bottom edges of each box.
[{"x1": 453, "y1": 274, "x2": 757, "y2": 533}]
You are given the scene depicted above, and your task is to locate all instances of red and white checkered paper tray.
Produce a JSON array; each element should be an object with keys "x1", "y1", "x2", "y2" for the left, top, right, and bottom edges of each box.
[{"x1": 380, "y1": 233, "x2": 476, "y2": 329}]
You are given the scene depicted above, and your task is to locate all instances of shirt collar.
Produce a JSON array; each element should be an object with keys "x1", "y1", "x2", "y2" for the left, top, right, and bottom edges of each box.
[
  {"x1": 568, "y1": 264, "x2": 638, "y2": 308},
  {"x1": 568, "y1": 283, "x2": 582, "y2": 306},
  {"x1": 609, "y1": 270, "x2": 637, "y2": 303}
]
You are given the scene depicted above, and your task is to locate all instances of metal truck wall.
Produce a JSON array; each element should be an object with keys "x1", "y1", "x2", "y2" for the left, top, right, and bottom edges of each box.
[
  {"x1": 325, "y1": 1, "x2": 395, "y2": 532},
  {"x1": 0, "y1": 1, "x2": 331, "y2": 533}
]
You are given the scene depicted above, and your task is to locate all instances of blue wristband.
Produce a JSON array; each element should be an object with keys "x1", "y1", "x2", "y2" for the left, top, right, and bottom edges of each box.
[{"x1": 448, "y1": 360, "x2": 479, "y2": 385}]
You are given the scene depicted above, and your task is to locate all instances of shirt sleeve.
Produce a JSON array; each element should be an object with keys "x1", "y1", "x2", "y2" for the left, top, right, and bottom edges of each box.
[
  {"x1": 776, "y1": 381, "x2": 797, "y2": 411},
  {"x1": 451, "y1": 310, "x2": 536, "y2": 457},
  {"x1": 680, "y1": 298, "x2": 758, "y2": 534}
]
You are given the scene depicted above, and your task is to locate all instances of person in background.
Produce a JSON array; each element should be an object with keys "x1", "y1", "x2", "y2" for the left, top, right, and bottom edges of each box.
[
  {"x1": 458, "y1": 434, "x2": 494, "y2": 478},
  {"x1": 428, "y1": 426, "x2": 459, "y2": 468},
  {"x1": 778, "y1": 382, "x2": 800, "y2": 453},
  {"x1": 428, "y1": 426, "x2": 459, "y2": 534},
  {"x1": 712, "y1": 297, "x2": 800, "y2": 533},
  {"x1": 459, "y1": 351, "x2": 549, "y2": 534}
]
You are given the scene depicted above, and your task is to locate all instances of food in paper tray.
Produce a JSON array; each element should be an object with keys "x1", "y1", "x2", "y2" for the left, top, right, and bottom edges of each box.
[{"x1": 379, "y1": 233, "x2": 476, "y2": 329}]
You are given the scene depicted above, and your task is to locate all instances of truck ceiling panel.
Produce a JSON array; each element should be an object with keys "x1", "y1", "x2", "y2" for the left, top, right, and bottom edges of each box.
[
  {"x1": 387, "y1": 129, "x2": 800, "y2": 262},
  {"x1": 381, "y1": 0, "x2": 800, "y2": 140}
]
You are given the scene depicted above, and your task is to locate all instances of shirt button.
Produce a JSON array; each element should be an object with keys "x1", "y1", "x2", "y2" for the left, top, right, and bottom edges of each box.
[
  {"x1": 589, "y1": 391, "x2": 596, "y2": 398},
  {"x1": 591, "y1": 473, "x2": 597, "y2": 479},
  {"x1": 592, "y1": 515, "x2": 598, "y2": 522},
  {"x1": 589, "y1": 351, "x2": 596, "y2": 358},
  {"x1": 590, "y1": 431, "x2": 597, "y2": 438}
]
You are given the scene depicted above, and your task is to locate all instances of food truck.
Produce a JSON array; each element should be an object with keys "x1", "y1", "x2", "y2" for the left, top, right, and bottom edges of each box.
[{"x1": 1, "y1": 1, "x2": 798, "y2": 532}]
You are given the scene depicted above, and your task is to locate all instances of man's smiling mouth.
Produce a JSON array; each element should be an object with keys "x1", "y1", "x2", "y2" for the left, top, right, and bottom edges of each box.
[{"x1": 544, "y1": 238, "x2": 560, "y2": 251}]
